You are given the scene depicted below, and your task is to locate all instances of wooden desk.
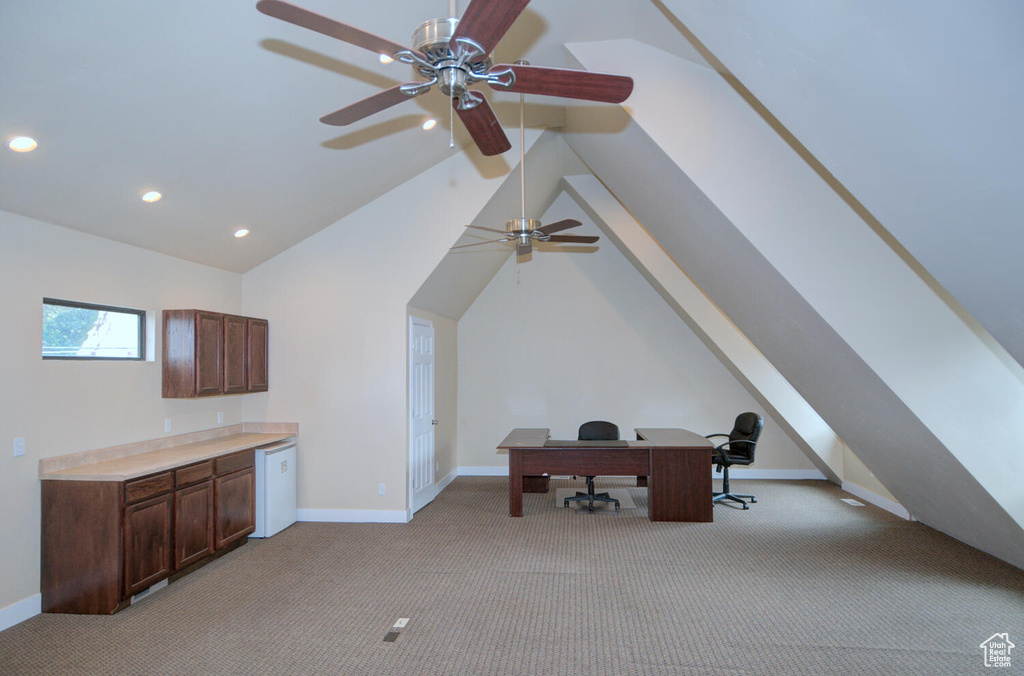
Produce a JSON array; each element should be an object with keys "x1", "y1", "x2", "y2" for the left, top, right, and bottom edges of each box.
[{"x1": 497, "y1": 428, "x2": 713, "y2": 522}]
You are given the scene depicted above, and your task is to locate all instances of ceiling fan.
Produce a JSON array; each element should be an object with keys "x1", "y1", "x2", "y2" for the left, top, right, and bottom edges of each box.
[
  {"x1": 256, "y1": 0, "x2": 634, "y2": 156},
  {"x1": 451, "y1": 72, "x2": 599, "y2": 257}
]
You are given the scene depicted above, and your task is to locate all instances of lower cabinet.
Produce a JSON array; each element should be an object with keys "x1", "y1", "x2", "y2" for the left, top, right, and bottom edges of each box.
[
  {"x1": 42, "y1": 449, "x2": 256, "y2": 614},
  {"x1": 123, "y1": 493, "x2": 174, "y2": 597},
  {"x1": 215, "y1": 468, "x2": 255, "y2": 549},
  {"x1": 174, "y1": 480, "x2": 214, "y2": 569}
]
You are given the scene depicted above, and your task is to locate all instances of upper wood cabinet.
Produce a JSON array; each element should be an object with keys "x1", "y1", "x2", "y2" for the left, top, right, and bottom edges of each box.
[
  {"x1": 163, "y1": 310, "x2": 269, "y2": 398},
  {"x1": 195, "y1": 311, "x2": 224, "y2": 396},
  {"x1": 246, "y1": 318, "x2": 269, "y2": 392},
  {"x1": 222, "y1": 314, "x2": 248, "y2": 395}
]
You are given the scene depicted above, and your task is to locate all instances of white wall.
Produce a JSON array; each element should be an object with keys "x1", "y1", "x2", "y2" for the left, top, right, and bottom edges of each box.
[
  {"x1": 457, "y1": 192, "x2": 812, "y2": 472},
  {"x1": 240, "y1": 145, "x2": 514, "y2": 520},
  {"x1": 0, "y1": 209, "x2": 243, "y2": 615}
]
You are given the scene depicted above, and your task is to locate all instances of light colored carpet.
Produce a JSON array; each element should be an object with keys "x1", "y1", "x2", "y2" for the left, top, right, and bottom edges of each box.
[{"x1": 1, "y1": 477, "x2": 1022, "y2": 675}]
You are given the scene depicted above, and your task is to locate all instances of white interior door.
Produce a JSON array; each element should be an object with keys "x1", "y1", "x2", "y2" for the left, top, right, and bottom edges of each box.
[{"x1": 409, "y1": 317, "x2": 436, "y2": 513}]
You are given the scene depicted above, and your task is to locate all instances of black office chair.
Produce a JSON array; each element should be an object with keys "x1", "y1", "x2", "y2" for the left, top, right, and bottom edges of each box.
[
  {"x1": 707, "y1": 412, "x2": 763, "y2": 509},
  {"x1": 564, "y1": 421, "x2": 620, "y2": 512}
]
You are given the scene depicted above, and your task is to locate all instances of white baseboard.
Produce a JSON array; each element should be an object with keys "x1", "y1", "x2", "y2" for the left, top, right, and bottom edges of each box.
[
  {"x1": 292, "y1": 468, "x2": 832, "y2": 524},
  {"x1": 297, "y1": 508, "x2": 410, "y2": 524},
  {"x1": 721, "y1": 468, "x2": 826, "y2": 480},
  {"x1": 436, "y1": 470, "x2": 457, "y2": 491},
  {"x1": 0, "y1": 594, "x2": 40, "y2": 632},
  {"x1": 841, "y1": 481, "x2": 913, "y2": 520}
]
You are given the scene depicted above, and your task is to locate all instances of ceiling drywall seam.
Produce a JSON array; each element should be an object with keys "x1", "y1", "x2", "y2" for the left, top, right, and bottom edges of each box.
[
  {"x1": 563, "y1": 173, "x2": 844, "y2": 484},
  {"x1": 562, "y1": 40, "x2": 1024, "y2": 569}
]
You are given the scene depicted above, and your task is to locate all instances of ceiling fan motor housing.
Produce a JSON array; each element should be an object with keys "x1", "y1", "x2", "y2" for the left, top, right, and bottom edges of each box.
[
  {"x1": 412, "y1": 17, "x2": 491, "y2": 97},
  {"x1": 507, "y1": 217, "x2": 546, "y2": 242}
]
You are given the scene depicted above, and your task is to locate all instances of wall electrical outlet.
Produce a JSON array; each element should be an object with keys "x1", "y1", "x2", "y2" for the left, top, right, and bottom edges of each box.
[
  {"x1": 217, "y1": 411, "x2": 223, "y2": 424},
  {"x1": 13, "y1": 438, "x2": 25, "y2": 457},
  {"x1": 164, "y1": 419, "x2": 172, "y2": 433},
  {"x1": 378, "y1": 483, "x2": 386, "y2": 496}
]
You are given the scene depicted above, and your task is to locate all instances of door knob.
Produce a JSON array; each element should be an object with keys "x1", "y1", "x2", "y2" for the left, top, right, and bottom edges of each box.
[{"x1": 431, "y1": 419, "x2": 439, "y2": 425}]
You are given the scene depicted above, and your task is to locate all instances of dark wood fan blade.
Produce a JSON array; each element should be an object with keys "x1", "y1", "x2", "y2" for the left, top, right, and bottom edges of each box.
[
  {"x1": 257, "y1": 0, "x2": 425, "y2": 60},
  {"x1": 546, "y1": 235, "x2": 599, "y2": 244},
  {"x1": 517, "y1": 240, "x2": 533, "y2": 256},
  {"x1": 537, "y1": 219, "x2": 581, "y2": 235},
  {"x1": 320, "y1": 84, "x2": 423, "y2": 125},
  {"x1": 451, "y1": 239, "x2": 509, "y2": 250},
  {"x1": 488, "y1": 63, "x2": 633, "y2": 103},
  {"x1": 453, "y1": 92, "x2": 512, "y2": 156},
  {"x1": 467, "y1": 224, "x2": 509, "y2": 234}
]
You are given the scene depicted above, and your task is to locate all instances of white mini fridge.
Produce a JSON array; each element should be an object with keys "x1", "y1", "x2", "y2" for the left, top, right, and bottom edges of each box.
[{"x1": 252, "y1": 441, "x2": 297, "y2": 538}]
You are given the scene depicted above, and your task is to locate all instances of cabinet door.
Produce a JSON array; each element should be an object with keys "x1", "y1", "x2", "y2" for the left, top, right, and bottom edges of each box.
[
  {"x1": 247, "y1": 318, "x2": 269, "y2": 392},
  {"x1": 174, "y1": 481, "x2": 214, "y2": 569},
  {"x1": 223, "y1": 315, "x2": 248, "y2": 394},
  {"x1": 123, "y1": 493, "x2": 174, "y2": 597},
  {"x1": 214, "y1": 467, "x2": 255, "y2": 549},
  {"x1": 195, "y1": 312, "x2": 224, "y2": 396}
]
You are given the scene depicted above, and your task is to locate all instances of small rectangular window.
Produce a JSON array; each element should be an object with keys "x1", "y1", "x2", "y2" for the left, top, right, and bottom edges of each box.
[{"x1": 42, "y1": 298, "x2": 145, "y2": 360}]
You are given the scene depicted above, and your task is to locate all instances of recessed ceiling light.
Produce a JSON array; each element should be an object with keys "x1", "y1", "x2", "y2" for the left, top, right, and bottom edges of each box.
[
  {"x1": 379, "y1": 54, "x2": 393, "y2": 64},
  {"x1": 8, "y1": 136, "x2": 38, "y2": 152},
  {"x1": 141, "y1": 191, "x2": 162, "y2": 203},
  {"x1": 234, "y1": 228, "x2": 250, "y2": 238},
  {"x1": 422, "y1": 118, "x2": 437, "y2": 131}
]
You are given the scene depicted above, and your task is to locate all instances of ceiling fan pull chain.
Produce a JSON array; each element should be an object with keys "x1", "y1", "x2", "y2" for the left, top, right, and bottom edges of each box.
[
  {"x1": 448, "y1": 0, "x2": 456, "y2": 149},
  {"x1": 520, "y1": 90, "x2": 526, "y2": 219}
]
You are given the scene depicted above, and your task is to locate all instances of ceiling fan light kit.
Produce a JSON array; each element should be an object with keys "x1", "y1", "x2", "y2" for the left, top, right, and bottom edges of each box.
[{"x1": 256, "y1": 0, "x2": 633, "y2": 156}]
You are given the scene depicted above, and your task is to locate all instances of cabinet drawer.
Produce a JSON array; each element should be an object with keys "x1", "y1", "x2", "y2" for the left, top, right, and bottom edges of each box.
[
  {"x1": 125, "y1": 472, "x2": 174, "y2": 504},
  {"x1": 215, "y1": 449, "x2": 254, "y2": 476},
  {"x1": 176, "y1": 460, "x2": 213, "y2": 487}
]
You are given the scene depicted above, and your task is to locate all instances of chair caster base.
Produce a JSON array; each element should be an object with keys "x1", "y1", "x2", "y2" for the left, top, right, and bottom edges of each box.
[
  {"x1": 565, "y1": 489, "x2": 620, "y2": 512},
  {"x1": 712, "y1": 492, "x2": 757, "y2": 510}
]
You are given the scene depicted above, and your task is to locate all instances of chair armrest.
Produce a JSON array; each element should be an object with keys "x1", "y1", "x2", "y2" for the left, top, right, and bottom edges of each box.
[
  {"x1": 705, "y1": 433, "x2": 729, "y2": 440},
  {"x1": 714, "y1": 439, "x2": 756, "y2": 463}
]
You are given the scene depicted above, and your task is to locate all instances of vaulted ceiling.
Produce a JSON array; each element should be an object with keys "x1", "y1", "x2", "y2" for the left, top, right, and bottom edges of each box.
[
  {"x1": 0, "y1": 0, "x2": 693, "y2": 273},
  {"x1": 3, "y1": 2, "x2": 1023, "y2": 567}
]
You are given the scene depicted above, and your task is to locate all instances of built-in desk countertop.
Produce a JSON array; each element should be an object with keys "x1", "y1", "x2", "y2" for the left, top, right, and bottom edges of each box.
[{"x1": 39, "y1": 423, "x2": 298, "y2": 482}]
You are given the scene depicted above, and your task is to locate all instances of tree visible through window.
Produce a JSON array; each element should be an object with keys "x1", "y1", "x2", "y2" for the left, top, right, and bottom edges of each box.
[{"x1": 42, "y1": 298, "x2": 145, "y2": 360}]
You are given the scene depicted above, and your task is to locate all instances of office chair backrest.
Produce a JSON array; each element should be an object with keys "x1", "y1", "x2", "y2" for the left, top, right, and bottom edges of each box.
[
  {"x1": 578, "y1": 420, "x2": 620, "y2": 441},
  {"x1": 730, "y1": 412, "x2": 764, "y2": 461}
]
